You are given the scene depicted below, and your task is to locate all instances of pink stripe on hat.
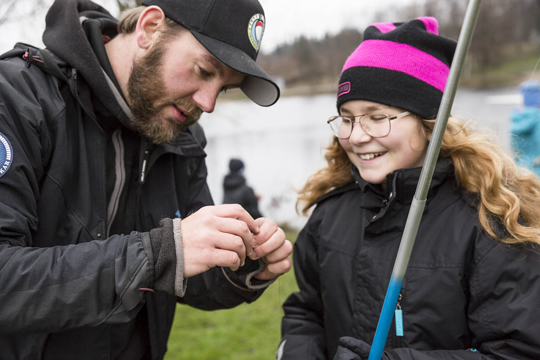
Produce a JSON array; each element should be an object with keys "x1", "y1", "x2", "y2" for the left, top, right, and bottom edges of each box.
[
  {"x1": 417, "y1": 17, "x2": 439, "y2": 35},
  {"x1": 342, "y1": 39, "x2": 449, "y2": 92},
  {"x1": 371, "y1": 22, "x2": 397, "y2": 34}
]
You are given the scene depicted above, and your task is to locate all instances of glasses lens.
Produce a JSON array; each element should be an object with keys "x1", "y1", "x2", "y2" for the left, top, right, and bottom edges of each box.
[
  {"x1": 329, "y1": 117, "x2": 353, "y2": 138},
  {"x1": 362, "y1": 114, "x2": 390, "y2": 137}
]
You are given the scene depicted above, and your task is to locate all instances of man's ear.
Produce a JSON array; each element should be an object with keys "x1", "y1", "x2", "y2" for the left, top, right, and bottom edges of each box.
[{"x1": 135, "y1": 6, "x2": 167, "y2": 50}]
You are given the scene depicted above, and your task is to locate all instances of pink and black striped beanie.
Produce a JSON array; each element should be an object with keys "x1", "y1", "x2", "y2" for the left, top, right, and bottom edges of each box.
[{"x1": 336, "y1": 17, "x2": 456, "y2": 120}]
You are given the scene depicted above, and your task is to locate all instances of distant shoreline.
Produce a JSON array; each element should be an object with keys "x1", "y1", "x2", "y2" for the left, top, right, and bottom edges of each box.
[{"x1": 218, "y1": 71, "x2": 540, "y2": 104}]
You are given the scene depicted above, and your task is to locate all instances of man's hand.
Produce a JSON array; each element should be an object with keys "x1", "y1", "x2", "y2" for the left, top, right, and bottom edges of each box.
[
  {"x1": 180, "y1": 204, "x2": 259, "y2": 278},
  {"x1": 249, "y1": 218, "x2": 293, "y2": 280}
]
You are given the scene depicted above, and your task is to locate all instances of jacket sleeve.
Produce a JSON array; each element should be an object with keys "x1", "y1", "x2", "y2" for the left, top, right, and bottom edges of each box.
[
  {"x1": 279, "y1": 209, "x2": 327, "y2": 359},
  {"x1": 376, "y1": 238, "x2": 540, "y2": 360},
  {"x1": 0, "y1": 61, "x2": 155, "y2": 334}
]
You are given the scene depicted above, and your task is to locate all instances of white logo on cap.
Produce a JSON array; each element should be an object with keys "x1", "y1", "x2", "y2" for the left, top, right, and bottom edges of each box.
[{"x1": 247, "y1": 14, "x2": 265, "y2": 51}]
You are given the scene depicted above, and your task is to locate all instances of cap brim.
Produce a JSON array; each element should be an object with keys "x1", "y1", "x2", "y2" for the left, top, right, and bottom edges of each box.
[{"x1": 190, "y1": 30, "x2": 280, "y2": 107}]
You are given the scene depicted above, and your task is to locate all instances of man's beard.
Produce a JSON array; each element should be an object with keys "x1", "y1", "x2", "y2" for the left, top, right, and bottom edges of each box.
[{"x1": 127, "y1": 38, "x2": 203, "y2": 145}]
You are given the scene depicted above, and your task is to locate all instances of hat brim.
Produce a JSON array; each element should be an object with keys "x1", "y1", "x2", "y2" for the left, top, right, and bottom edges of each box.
[{"x1": 190, "y1": 30, "x2": 280, "y2": 107}]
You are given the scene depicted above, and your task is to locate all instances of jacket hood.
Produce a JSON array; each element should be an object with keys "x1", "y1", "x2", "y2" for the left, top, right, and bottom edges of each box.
[
  {"x1": 43, "y1": 0, "x2": 132, "y2": 127},
  {"x1": 223, "y1": 173, "x2": 246, "y2": 190}
]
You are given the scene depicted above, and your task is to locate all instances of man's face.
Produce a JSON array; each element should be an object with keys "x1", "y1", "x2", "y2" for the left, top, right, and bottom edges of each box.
[{"x1": 127, "y1": 29, "x2": 245, "y2": 144}]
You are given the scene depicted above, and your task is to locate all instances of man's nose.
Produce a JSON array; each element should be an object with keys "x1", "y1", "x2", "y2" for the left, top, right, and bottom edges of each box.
[{"x1": 192, "y1": 87, "x2": 219, "y2": 113}]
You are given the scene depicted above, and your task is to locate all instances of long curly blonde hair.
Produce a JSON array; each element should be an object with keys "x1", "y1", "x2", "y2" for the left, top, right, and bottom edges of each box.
[{"x1": 297, "y1": 116, "x2": 540, "y2": 245}]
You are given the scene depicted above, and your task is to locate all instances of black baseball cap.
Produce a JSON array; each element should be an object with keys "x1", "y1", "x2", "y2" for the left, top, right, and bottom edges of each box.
[{"x1": 141, "y1": 0, "x2": 280, "y2": 107}]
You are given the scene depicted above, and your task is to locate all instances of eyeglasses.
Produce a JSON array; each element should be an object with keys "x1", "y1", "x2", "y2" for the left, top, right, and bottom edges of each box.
[{"x1": 327, "y1": 111, "x2": 411, "y2": 139}]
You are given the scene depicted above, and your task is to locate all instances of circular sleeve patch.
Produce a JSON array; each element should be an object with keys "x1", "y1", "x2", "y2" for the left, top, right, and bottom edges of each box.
[{"x1": 0, "y1": 133, "x2": 13, "y2": 178}]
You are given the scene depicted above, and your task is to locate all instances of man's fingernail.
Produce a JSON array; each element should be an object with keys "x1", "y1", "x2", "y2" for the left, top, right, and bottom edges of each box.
[{"x1": 252, "y1": 238, "x2": 258, "y2": 247}]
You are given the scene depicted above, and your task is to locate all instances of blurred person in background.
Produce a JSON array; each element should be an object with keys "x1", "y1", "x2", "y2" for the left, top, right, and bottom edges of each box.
[{"x1": 223, "y1": 158, "x2": 263, "y2": 219}]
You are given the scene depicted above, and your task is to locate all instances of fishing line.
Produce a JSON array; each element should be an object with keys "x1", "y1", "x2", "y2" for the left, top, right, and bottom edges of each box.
[{"x1": 526, "y1": 54, "x2": 540, "y2": 83}]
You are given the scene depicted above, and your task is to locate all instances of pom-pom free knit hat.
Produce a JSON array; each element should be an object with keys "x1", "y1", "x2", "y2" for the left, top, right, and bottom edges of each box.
[
  {"x1": 229, "y1": 158, "x2": 245, "y2": 173},
  {"x1": 336, "y1": 17, "x2": 456, "y2": 120},
  {"x1": 141, "y1": 0, "x2": 280, "y2": 107}
]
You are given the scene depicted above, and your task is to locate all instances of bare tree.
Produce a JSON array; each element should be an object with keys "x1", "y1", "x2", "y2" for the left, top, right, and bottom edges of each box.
[
  {"x1": 0, "y1": 0, "x2": 17, "y2": 26},
  {"x1": 0, "y1": 0, "x2": 52, "y2": 25}
]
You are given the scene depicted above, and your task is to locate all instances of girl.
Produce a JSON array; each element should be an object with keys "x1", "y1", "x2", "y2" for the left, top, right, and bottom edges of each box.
[{"x1": 278, "y1": 17, "x2": 540, "y2": 360}]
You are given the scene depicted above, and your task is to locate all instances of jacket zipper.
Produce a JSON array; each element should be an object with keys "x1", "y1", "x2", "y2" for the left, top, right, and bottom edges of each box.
[
  {"x1": 135, "y1": 137, "x2": 150, "y2": 228},
  {"x1": 106, "y1": 129, "x2": 126, "y2": 237},
  {"x1": 139, "y1": 142, "x2": 150, "y2": 184},
  {"x1": 72, "y1": 69, "x2": 98, "y2": 124},
  {"x1": 135, "y1": 138, "x2": 164, "y2": 358},
  {"x1": 72, "y1": 69, "x2": 107, "y2": 239}
]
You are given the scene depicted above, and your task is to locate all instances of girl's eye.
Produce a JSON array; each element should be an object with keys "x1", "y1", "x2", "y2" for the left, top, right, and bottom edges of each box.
[{"x1": 370, "y1": 114, "x2": 388, "y2": 121}]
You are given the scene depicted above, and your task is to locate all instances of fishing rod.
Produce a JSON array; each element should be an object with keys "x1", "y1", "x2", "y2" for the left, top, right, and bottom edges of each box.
[{"x1": 368, "y1": 0, "x2": 483, "y2": 359}]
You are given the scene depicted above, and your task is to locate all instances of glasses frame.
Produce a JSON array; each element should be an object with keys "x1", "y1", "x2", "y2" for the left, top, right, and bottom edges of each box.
[{"x1": 327, "y1": 111, "x2": 411, "y2": 139}]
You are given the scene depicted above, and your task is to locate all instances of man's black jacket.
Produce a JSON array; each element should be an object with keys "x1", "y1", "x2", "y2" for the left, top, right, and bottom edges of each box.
[{"x1": 0, "y1": 0, "x2": 265, "y2": 358}]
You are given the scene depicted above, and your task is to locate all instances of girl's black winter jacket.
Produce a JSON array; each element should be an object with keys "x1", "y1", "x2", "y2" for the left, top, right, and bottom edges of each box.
[{"x1": 280, "y1": 160, "x2": 540, "y2": 360}]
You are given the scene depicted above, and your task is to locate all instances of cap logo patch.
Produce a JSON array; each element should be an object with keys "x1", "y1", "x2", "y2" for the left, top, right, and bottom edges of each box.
[
  {"x1": 0, "y1": 133, "x2": 13, "y2": 178},
  {"x1": 337, "y1": 82, "x2": 351, "y2": 98},
  {"x1": 248, "y1": 14, "x2": 265, "y2": 51}
]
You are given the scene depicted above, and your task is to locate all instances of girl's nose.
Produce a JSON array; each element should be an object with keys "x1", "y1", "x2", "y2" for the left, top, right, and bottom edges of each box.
[{"x1": 348, "y1": 122, "x2": 372, "y2": 145}]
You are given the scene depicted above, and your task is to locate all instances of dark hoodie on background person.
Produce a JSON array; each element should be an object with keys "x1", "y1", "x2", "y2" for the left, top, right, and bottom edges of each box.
[
  {"x1": 223, "y1": 159, "x2": 263, "y2": 218},
  {"x1": 0, "y1": 0, "x2": 268, "y2": 359}
]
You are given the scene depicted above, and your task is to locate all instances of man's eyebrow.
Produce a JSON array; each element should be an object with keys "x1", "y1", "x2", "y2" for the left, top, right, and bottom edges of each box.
[
  {"x1": 204, "y1": 55, "x2": 244, "y2": 88},
  {"x1": 204, "y1": 55, "x2": 224, "y2": 77}
]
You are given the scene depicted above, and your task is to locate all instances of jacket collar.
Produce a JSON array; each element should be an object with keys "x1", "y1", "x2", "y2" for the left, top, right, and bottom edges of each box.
[{"x1": 352, "y1": 158, "x2": 455, "y2": 212}]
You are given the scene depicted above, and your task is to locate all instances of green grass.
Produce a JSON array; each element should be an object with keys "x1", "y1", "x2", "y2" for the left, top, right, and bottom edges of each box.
[{"x1": 164, "y1": 232, "x2": 299, "y2": 360}]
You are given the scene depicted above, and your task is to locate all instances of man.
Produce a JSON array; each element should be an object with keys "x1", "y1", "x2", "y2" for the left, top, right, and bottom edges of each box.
[
  {"x1": 223, "y1": 158, "x2": 263, "y2": 219},
  {"x1": 0, "y1": 0, "x2": 292, "y2": 358}
]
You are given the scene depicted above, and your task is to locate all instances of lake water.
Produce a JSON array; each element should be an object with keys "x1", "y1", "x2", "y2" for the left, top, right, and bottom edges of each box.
[{"x1": 199, "y1": 87, "x2": 522, "y2": 229}]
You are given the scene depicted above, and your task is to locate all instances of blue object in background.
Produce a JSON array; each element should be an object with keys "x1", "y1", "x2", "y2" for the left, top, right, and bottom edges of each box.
[
  {"x1": 520, "y1": 80, "x2": 540, "y2": 107},
  {"x1": 511, "y1": 80, "x2": 540, "y2": 178},
  {"x1": 511, "y1": 107, "x2": 540, "y2": 177}
]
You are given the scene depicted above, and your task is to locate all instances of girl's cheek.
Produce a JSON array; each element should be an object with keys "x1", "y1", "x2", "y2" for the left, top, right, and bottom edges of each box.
[{"x1": 339, "y1": 138, "x2": 350, "y2": 150}]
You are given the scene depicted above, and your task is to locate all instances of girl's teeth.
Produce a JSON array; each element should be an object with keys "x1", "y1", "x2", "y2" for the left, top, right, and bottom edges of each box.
[{"x1": 360, "y1": 152, "x2": 383, "y2": 160}]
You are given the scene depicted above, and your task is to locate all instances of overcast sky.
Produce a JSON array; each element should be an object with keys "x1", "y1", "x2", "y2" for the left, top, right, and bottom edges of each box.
[
  {"x1": 260, "y1": 0, "x2": 421, "y2": 51},
  {"x1": 0, "y1": 0, "x2": 421, "y2": 53}
]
